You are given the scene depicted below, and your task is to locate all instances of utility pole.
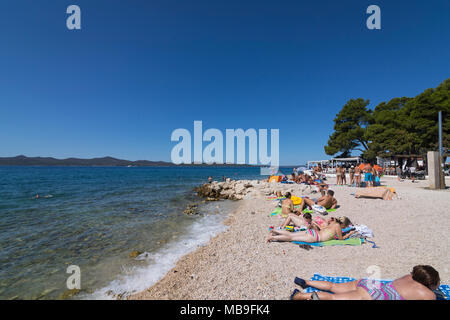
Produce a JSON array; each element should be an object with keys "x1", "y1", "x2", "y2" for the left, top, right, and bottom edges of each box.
[
  {"x1": 428, "y1": 111, "x2": 446, "y2": 189},
  {"x1": 439, "y1": 111, "x2": 443, "y2": 157},
  {"x1": 438, "y1": 111, "x2": 446, "y2": 188}
]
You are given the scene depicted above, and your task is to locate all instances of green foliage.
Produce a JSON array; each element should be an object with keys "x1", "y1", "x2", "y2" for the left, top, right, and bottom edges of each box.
[
  {"x1": 325, "y1": 79, "x2": 450, "y2": 161},
  {"x1": 324, "y1": 98, "x2": 372, "y2": 157}
]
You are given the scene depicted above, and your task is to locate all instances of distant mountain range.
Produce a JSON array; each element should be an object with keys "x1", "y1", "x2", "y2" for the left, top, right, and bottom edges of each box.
[{"x1": 0, "y1": 155, "x2": 257, "y2": 167}]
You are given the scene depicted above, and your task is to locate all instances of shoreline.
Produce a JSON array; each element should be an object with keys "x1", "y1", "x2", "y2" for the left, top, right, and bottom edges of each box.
[{"x1": 130, "y1": 176, "x2": 450, "y2": 300}]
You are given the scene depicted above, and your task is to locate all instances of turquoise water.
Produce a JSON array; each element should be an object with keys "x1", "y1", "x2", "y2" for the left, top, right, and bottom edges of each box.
[{"x1": 0, "y1": 166, "x2": 286, "y2": 300}]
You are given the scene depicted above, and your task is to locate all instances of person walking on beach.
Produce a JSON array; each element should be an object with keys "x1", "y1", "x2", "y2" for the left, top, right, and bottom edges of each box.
[{"x1": 291, "y1": 265, "x2": 441, "y2": 300}]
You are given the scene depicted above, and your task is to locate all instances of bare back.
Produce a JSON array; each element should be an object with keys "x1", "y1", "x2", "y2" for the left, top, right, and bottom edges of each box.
[
  {"x1": 317, "y1": 195, "x2": 337, "y2": 209},
  {"x1": 392, "y1": 275, "x2": 436, "y2": 300},
  {"x1": 281, "y1": 198, "x2": 294, "y2": 215}
]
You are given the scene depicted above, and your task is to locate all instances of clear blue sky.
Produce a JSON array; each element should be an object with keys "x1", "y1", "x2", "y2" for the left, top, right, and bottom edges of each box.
[{"x1": 1, "y1": 0, "x2": 449, "y2": 165}]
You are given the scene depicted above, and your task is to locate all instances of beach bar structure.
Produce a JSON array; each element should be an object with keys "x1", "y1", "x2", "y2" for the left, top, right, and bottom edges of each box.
[
  {"x1": 377, "y1": 154, "x2": 425, "y2": 170},
  {"x1": 306, "y1": 160, "x2": 330, "y2": 168},
  {"x1": 330, "y1": 157, "x2": 362, "y2": 167}
]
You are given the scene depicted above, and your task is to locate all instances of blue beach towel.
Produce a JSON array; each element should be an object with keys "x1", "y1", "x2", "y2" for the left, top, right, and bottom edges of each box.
[{"x1": 304, "y1": 273, "x2": 450, "y2": 300}]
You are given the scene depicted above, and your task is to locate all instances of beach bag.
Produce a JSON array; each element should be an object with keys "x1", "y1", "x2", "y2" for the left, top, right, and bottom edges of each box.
[{"x1": 312, "y1": 204, "x2": 327, "y2": 215}]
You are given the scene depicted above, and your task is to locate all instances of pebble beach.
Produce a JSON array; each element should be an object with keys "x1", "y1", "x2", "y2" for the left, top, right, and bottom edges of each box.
[{"x1": 130, "y1": 176, "x2": 450, "y2": 300}]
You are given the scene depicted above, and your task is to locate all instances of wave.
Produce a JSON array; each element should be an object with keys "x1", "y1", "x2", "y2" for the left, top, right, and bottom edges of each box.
[{"x1": 83, "y1": 213, "x2": 228, "y2": 300}]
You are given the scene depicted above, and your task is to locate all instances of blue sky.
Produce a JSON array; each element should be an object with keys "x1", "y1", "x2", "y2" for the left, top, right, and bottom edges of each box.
[{"x1": 0, "y1": 0, "x2": 449, "y2": 165}]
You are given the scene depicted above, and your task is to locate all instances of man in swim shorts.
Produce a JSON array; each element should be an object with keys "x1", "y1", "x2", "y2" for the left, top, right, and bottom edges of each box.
[
  {"x1": 299, "y1": 190, "x2": 337, "y2": 212},
  {"x1": 364, "y1": 164, "x2": 373, "y2": 187}
]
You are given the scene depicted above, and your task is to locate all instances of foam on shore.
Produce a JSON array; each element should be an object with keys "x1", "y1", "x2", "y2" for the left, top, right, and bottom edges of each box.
[{"x1": 83, "y1": 212, "x2": 229, "y2": 300}]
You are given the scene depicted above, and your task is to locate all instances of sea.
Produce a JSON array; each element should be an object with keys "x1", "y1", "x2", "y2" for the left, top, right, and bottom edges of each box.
[{"x1": 0, "y1": 166, "x2": 293, "y2": 300}]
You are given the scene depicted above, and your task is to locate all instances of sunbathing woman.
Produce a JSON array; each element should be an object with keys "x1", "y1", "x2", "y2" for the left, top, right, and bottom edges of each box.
[
  {"x1": 280, "y1": 192, "x2": 301, "y2": 216},
  {"x1": 267, "y1": 216, "x2": 353, "y2": 243},
  {"x1": 292, "y1": 265, "x2": 440, "y2": 300},
  {"x1": 280, "y1": 212, "x2": 313, "y2": 229}
]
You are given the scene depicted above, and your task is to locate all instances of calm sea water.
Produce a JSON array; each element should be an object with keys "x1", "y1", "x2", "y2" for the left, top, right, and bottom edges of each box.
[{"x1": 0, "y1": 166, "x2": 292, "y2": 300}]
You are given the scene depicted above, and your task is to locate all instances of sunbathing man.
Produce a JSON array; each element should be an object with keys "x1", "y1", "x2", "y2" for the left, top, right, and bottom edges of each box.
[
  {"x1": 267, "y1": 216, "x2": 353, "y2": 243},
  {"x1": 309, "y1": 178, "x2": 329, "y2": 196},
  {"x1": 280, "y1": 212, "x2": 313, "y2": 230},
  {"x1": 298, "y1": 190, "x2": 337, "y2": 212},
  {"x1": 292, "y1": 265, "x2": 440, "y2": 300}
]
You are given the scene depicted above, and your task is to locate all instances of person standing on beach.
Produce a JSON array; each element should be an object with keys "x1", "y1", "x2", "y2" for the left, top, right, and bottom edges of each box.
[
  {"x1": 354, "y1": 166, "x2": 361, "y2": 187},
  {"x1": 335, "y1": 166, "x2": 342, "y2": 185},
  {"x1": 364, "y1": 164, "x2": 373, "y2": 187},
  {"x1": 396, "y1": 166, "x2": 402, "y2": 181},
  {"x1": 208, "y1": 176, "x2": 213, "y2": 183},
  {"x1": 349, "y1": 166, "x2": 355, "y2": 186},
  {"x1": 341, "y1": 167, "x2": 347, "y2": 185},
  {"x1": 410, "y1": 166, "x2": 416, "y2": 183}
]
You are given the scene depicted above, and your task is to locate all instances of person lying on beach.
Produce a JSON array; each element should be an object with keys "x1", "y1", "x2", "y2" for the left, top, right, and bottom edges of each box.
[
  {"x1": 291, "y1": 265, "x2": 441, "y2": 300},
  {"x1": 267, "y1": 216, "x2": 353, "y2": 243},
  {"x1": 308, "y1": 179, "x2": 329, "y2": 196},
  {"x1": 280, "y1": 213, "x2": 313, "y2": 230},
  {"x1": 295, "y1": 173, "x2": 306, "y2": 184},
  {"x1": 309, "y1": 216, "x2": 336, "y2": 231},
  {"x1": 281, "y1": 192, "x2": 301, "y2": 216},
  {"x1": 298, "y1": 190, "x2": 337, "y2": 212}
]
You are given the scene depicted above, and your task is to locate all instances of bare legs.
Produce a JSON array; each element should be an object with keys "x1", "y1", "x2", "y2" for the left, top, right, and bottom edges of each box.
[
  {"x1": 280, "y1": 214, "x2": 306, "y2": 229},
  {"x1": 266, "y1": 229, "x2": 315, "y2": 243},
  {"x1": 291, "y1": 280, "x2": 371, "y2": 300},
  {"x1": 355, "y1": 176, "x2": 361, "y2": 187},
  {"x1": 302, "y1": 197, "x2": 315, "y2": 209}
]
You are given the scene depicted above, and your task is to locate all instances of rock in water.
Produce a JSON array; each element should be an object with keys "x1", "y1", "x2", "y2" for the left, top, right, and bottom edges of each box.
[{"x1": 129, "y1": 250, "x2": 142, "y2": 259}]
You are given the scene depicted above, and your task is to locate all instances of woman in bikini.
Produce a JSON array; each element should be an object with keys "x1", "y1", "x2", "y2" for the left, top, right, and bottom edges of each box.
[
  {"x1": 279, "y1": 212, "x2": 313, "y2": 230},
  {"x1": 354, "y1": 166, "x2": 362, "y2": 187},
  {"x1": 280, "y1": 192, "x2": 301, "y2": 216},
  {"x1": 335, "y1": 166, "x2": 342, "y2": 185},
  {"x1": 267, "y1": 217, "x2": 353, "y2": 243},
  {"x1": 292, "y1": 265, "x2": 440, "y2": 300},
  {"x1": 349, "y1": 166, "x2": 355, "y2": 186}
]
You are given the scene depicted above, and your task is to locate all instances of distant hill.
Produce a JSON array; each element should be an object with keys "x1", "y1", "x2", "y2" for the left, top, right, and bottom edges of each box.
[{"x1": 0, "y1": 155, "x2": 256, "y2": 167}]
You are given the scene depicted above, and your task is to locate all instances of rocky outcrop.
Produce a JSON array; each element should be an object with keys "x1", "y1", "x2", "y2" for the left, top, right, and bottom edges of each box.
[{"x1": 194, "y1": 179, "x2": 315, "y2": 201}]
